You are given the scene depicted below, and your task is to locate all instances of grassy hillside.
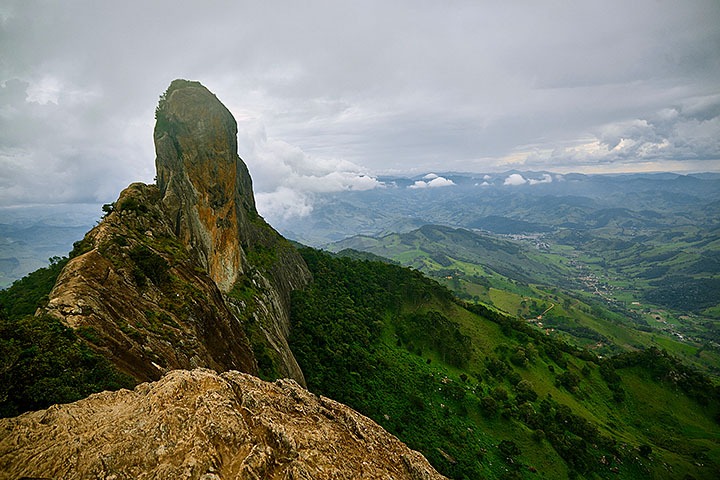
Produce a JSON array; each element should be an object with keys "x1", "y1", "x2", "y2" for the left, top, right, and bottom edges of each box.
[
  {"x1": 290, "y1": 247, "x2": 720, "y2": 479},
  {"x1": 281, "y1": 173, "x2": 720, "y2": 376},
  {"x1": 329, "y1": 225, "x2": 720, "y2": 377}
]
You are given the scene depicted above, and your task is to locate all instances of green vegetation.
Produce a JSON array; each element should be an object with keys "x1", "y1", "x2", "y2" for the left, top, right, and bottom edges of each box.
[
  {"x1": 396, "y1": 310, "x2": 472, "y2": 368},
  {"x1": 0, "y1": 263, "x2": 136, "y2": 418},
  {"x1": 128, "y1": 244, "x2": 170, "y2": 287},
  {"x1": 117, "y1": 196, "x2": 149, "y2": 215},
  {"x1": 0, "y1": 213, "x2": 181, "y2": 418},
  {"x1": 0, "y1": 255, "x2": 67, "y2": 319},
  {"x1": 154, "y1": 78, "x2": 204, "y2": 133},
  {"x1": 290, "y1": 247, "x2": 720, "y2": 479},
  {"x1": 227, "y1": 275, "x2": 284, "y2": 381},
  {"x1": 245, "y1": 243, "x2": 278, "y2": 271},
  {"x1": 330, "y1": 224, "x2": 720, "y2": 378},
  {"x1": 0, "y1": 312, "x2": 135, "y2": 417}
]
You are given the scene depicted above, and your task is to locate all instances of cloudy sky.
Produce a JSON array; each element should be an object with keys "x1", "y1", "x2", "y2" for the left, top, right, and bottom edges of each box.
[{"x1": 1, "y1": 1, "x2": 719, "y2": 220}]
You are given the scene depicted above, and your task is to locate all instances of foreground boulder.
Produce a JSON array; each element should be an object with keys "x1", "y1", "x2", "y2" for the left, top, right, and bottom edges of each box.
[{"x1": 0, "y1": 369, "x2": 444, "y2": 480}]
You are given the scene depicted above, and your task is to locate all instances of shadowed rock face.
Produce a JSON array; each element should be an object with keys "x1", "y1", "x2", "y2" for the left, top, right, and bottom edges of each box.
[
  {"x1": 0, "y1": 369, "x2": 446, "y2": 480},
  {"x1": 44, "y1": 80, "x2": 311, "y2": 384}
]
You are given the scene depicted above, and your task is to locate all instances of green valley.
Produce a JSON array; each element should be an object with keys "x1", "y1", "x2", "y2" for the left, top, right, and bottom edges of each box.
[{"x1": 328, "y1": 222, "x2": 720, "y2": 377}]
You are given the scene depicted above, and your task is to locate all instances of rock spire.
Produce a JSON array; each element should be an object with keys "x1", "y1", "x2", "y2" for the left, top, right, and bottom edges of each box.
[{"x1": 154, "y1": 79, "x2": 254, "y2": 292}]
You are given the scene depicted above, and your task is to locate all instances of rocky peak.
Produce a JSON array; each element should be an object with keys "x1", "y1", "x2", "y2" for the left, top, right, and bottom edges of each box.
[
  {"x1": 154, "y1": 79, "x2": 254, "y2": 292},
  {"x1": 43, "y1": 80, "x2": 310, "y2": 384},
  {"x1": 0, "y1": 368, "x2": 445, "y2": 479}
]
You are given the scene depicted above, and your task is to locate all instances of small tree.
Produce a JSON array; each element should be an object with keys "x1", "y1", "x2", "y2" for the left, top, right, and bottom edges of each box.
[
  {"x1": 481, "y1": 396, "x2": 498, "y2": 416},
  {"x1": 515, "y1": 379, "x2": 538, "y2": 403},
  {"x1": 101, "y1": 203, "x2": 115, "y2": 217},
  {"x1": 491, "y1": 386, "x2": 509, "y2": 401},
  {"x1": 556, "y1": 370, "x2": 580, "y2": 390}
]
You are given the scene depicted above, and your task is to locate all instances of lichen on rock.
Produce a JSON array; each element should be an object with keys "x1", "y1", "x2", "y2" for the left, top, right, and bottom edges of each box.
[{"x1": 0, "y1": 369, "x2": 446, "y2": 479}]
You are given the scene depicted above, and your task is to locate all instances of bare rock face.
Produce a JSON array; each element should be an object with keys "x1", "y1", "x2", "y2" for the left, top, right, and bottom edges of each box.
[
  {"x1": 44, "y1": 80, "x2": 311, "y2": 384},
  {"x1": 0, "y1": 369, "x2": 445, "y2": 480},
  {"x1": 154, "y1": 79, "x2": 250, "y2": 292}
]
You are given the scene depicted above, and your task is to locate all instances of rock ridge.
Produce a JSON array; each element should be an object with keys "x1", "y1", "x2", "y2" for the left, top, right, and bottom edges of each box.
[{"x1": 0, "y1": 368, "x2": 446, "y2": 480}]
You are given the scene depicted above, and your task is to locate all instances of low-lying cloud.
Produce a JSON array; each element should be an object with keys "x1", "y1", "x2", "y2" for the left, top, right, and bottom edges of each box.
[
  {"x1": 502, "y1": 173, "x2": 554, "y2": 186},
  {"x1": 528, "y1": 173, "x2": 553, "y2": 185},
  {"x1": 408, "y1": 175, "x2": 456, "y2": 189},
  {"x1": 503, "y1": 173, "x2": 527, "y2": 186},
  {"x1": 238, "y1": 123, "x2": 383, "y2": 222}
]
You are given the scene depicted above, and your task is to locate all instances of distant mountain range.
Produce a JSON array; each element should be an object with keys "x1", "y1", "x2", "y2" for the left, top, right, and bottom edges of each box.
[
  {"x1": 3, "y1": 171, "x2": 719, "y2": 289},
  {"x1": 0, "y1": 204, "x2": 100, "y2": 288},
  {"x1": 314, "y1": 172, "x2": 720, "y2": 377},
  {"x1": 274, "y1": 171, "x2": 720, "y2": 246}
]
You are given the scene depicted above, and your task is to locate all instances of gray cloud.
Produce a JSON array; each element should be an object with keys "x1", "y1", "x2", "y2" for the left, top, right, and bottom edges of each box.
[{"x1": 1, "y1": 0, "x2": 719, "y2": 214}]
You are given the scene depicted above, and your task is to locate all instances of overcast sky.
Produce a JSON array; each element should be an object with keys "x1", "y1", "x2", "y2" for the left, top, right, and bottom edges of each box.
[{"x1": 1, "y1": 1, "x2": 719, "y2": 221}]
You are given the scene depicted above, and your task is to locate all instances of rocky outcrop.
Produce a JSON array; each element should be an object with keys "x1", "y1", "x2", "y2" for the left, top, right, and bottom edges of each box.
[
  {"x1": 44, "y1": 80, "x2": 311, "y2": 384},
  {"x1": 44, "y1": 183, "x2": 259, "y2": 381},
  {"x1": 0, "y1": 369, "x2": 445, "y2": 480},
  {"x1": 154, "y1": 80, "x2": 249, "y2": 292}
]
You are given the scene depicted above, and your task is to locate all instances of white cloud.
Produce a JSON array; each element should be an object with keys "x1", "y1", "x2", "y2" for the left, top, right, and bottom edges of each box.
[
  {"x1": 237, "y1": 121, "x2": 383, "y2": 223},
  {"x1": 25, "y1": 76, "x2": 62, "y2": 105},
  {"x1": 528, "y1": 173, "x2": 553, "y2": 185},
  {"x1": 255, "y1": 187, "x2": 313, "y2": 221},
  {"x1": 427, "y1": 176, "x2": 455, "y2": 187},
  {"x1": 502, "y1": 94, "x2": 720, "y2": 172},
  {"x1": 423, "y1": 172, "x2": 439, "y2": 180},
  {"x1": 408, "y1": 175, "x2": 456, "y2": 189},
  {"x1": 503, "y1": 173, "x2": 527, "y2": 186}
]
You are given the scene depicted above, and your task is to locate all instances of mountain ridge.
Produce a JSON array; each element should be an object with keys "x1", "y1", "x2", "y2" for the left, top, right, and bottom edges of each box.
[{"x1": 1, "y1": 82, "x2": 719, "y2": 479}]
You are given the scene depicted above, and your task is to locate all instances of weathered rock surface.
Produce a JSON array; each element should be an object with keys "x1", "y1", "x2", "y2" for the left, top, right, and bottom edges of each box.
[
  {"x1": 43, "y1": 80, "x2": 311, "y2": 384},
  {"x1": 154, "y1": 79, "x2": 250, "y2": 292},
  {"x1": 0, "y1": 369, "x2": 445, "y2": 480},
  {"x1": 45, "y1": 183, "x2": 259, "y2": 381}
]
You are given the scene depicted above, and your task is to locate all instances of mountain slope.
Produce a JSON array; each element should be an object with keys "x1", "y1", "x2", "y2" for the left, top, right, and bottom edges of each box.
[
  {"x1": 329, "y1": 224, "x2": 564, "y2": 285},
  {"x1": 0, "y1": 81, "x2": 448, "y2": 479},
  {"x1": 290, "y1": 248, "x2": 720, "y2": 479},
  {"x1": 328, "y1": 223, "x2": 720, "y2": 376}
]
